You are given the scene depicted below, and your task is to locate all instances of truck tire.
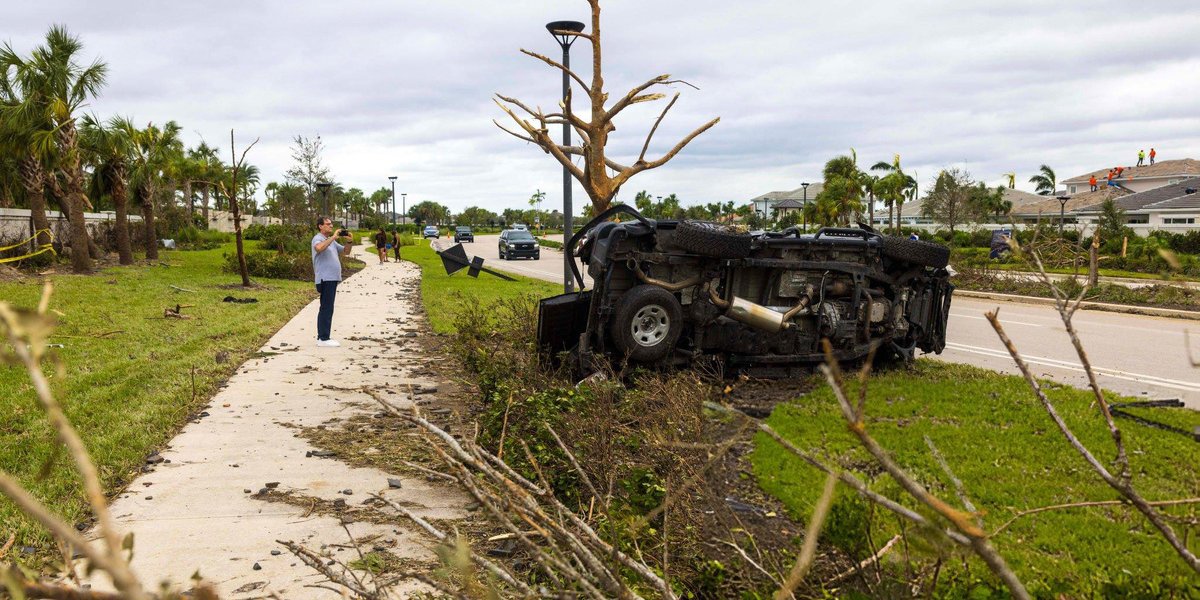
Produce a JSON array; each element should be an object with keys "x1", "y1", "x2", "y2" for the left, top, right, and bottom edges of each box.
[
  {"x1": 675, "y1": 220, "x2": 752, "y2": 258},
  {"x1": 881, "y1": 237, "x2": 950, "y2": 269},
  {"x1": 610, "y1": 285, "x2": 683, "y2": 363}
]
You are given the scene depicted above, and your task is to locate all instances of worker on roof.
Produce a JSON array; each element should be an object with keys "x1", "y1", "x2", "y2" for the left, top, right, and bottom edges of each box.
[
  {"x1": 1089, "y1": 175, "x2": 1098, "y2": 192},
  {"x1": 1137, "y1": 149, "x2": 1145, "y2": 167},
  {"x1": 1150, "y1": 147, "x2": 1157, "y2": 165}
]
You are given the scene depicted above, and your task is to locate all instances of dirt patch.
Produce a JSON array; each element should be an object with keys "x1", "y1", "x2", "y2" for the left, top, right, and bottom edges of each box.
[{"x1": 0, "y1": 265, "x2": 28, "y2": 283}]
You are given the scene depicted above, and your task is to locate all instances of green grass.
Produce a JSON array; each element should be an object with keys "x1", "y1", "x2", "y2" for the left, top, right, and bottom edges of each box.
[
  {"x1": 403, "y1": 240, "x2": 561, "y2": 333},
  {"x1": 1, "y1": 243, "x2": 314, "y2": 549},
  {"x1": 751, "y1": 360, "x2": 1200, "y2": 596},
  {"x1": 988, "y1": 261, "x2": 1195, "y2": 282}
]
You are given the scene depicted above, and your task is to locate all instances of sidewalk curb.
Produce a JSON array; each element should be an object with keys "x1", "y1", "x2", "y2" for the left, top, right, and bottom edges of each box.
[
  {"x1": 991, "y1": 270, "x2": 1200, "y2": 290},
  {"x1": 955, "y1": 289, "x2": 1200, "y2": 321}
]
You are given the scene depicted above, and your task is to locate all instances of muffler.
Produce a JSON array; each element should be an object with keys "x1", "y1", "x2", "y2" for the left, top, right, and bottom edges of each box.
[{"x1": 707, "y1": 285, "x2": 812, "y2": 333}]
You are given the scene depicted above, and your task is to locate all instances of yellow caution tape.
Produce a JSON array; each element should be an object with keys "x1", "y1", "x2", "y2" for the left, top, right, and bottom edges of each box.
[
  {"x1": 0, "y1": 229, "x2": 53, "y2": 252},
  {"x1": 0, "y1": 229, "x2": 56, "y2": 264}
]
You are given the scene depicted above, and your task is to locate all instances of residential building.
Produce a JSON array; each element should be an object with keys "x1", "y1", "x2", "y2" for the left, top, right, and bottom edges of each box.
[
  {"x1": 746, "y1": 183, "x2": 823, "y2": 219},
  {"x1": 1010, "y1": 187, "x2": 1129, "y2": 225},
  {"x1": 1075, "y1": 177, "x2": 1200, "y2": 232},
  {"x1": 1060, "y1": 158, "x2": 1200, "y2": 195}
]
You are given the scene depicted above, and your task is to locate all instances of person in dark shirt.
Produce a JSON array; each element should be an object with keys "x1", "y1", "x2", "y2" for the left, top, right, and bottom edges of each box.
[
  {"x1": 391, "y1": 230, "x2": 401, "y2": 261},
  {"x1": 373, "y1": 227, "x2": 388, "y2": 264}
]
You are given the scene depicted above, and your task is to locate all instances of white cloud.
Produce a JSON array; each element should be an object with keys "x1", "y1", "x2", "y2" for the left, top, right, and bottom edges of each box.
[{"x1": 7, "y1": 0, "x2": 1200, "y2": 213}]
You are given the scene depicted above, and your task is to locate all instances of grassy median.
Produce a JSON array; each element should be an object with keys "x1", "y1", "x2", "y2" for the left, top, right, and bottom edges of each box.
[
  {"x1": 402, "y1": 240, "x2": 561, "y2": 333},
  {"x1": 1, "y1": 244, "x2": 313, "y2": 550},
  {"x1": 751, "y1": 360, "x2": 1200, "y2": 596},
  {"x1": 403, "y1": 240, "x2": 1200, "y2": 595}
]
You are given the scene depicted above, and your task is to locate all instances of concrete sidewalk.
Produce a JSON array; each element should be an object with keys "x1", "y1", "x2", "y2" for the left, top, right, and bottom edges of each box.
[{"x1": 88, "y1": 247, "x2": 466, "y2": 597}]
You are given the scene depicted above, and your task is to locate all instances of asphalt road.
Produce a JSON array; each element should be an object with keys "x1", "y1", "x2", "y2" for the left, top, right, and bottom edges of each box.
[{"x1": 447, "y1": 235, "x2": 1200, "y2": 409}]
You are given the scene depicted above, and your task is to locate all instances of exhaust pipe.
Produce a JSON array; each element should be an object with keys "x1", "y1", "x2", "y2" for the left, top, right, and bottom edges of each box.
[{"x1": 707, "y1": 284, "x2": 812, "y2": 333}]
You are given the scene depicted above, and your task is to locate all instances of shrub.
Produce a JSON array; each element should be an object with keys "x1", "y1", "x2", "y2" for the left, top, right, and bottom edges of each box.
[
  {"x1": 242, "y1": 223, "x2": 267, "y2": 240},
  {"x1": 225, "y1": 250, "x2": 312, "y2": 281},
  {"x1": 173, "y1": 225, "x2": 231, "y2": 250},
  {"x1": 252, "y1": 224, "x2": 311, "y2": 253}
]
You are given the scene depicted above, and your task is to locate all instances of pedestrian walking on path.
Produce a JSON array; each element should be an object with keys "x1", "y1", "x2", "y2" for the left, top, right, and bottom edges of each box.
[
  {"x1": 373, "y1": 227, "x2": 388, "y2": 264},
  {"x1": 1137, "y1": 149, "x2": 1145, "y2": 167},
  {"x1": 392, "y1": 230, "x2": 401, "y2": 261},
  {"x1": 1150, "y1": 147, "x2": 1157, "y2": 165},
  {"x1": 312, "y1": 216, "x2": 353, "y2": 347}
]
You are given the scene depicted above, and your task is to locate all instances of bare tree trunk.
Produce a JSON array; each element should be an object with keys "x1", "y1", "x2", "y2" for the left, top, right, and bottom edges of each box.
[
  {"x1": 227, "y1": 130, "x2": 258, "y2": 287},
  {"x1": 112, "y1": 163, "x2": 133, "y2": 265},
  {"x1": 184, "y1": 179, "x2": 194, "y2": 222},
  {"x1": 57, "y1": 122, "x2": 93, "y2": 273},
  {"x1": 201, "y1": 184, "x2": 210, "y2": 225},
  {"x1": 18, "y1": 156, "x2": 53, "y2": 250},
  {"x1": 1089, "y1": 233, "x2": 1099, "y2": 287},
  {"x1": 140, "y1": 185, "x2": 158, "y2": 260}
]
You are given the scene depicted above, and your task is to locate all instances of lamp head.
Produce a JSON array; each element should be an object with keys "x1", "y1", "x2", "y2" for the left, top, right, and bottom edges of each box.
[{"x1": 546, "y1": 20, "x2": 585, "y2": 47}]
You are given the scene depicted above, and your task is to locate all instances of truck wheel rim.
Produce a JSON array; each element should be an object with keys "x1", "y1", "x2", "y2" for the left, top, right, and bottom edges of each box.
[{"x1": 632, "y1": 305, "x2": 670, "y2": 347}]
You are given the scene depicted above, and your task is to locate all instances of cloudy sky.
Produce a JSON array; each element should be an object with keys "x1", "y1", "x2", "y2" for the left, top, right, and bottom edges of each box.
[{"x1": 8, "y1": 0, "x2": 1200, "y2": 214}]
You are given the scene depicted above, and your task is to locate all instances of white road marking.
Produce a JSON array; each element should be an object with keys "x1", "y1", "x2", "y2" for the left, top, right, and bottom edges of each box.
[
  {"x1": 950, "y1": 313, "x2": 1043, "y2": 327},
  {"x1": 943, "y1": 342, "x2": 1200, "y2": 393}
]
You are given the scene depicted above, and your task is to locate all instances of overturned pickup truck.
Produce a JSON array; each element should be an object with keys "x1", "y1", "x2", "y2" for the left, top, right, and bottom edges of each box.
[{"x1": 537, "y1": 205, "x2": 953, "y2": 378}]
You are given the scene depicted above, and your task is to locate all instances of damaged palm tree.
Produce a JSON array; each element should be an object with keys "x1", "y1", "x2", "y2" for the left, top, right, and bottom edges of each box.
[{"x1": 494, "y1": 0, "x2": 720, "y2": 214}]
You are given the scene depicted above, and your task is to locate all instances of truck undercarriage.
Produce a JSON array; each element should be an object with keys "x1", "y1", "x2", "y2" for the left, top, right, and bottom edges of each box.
[{"x1": 537, "y1": 205, "x2": 953, "y2": 378}]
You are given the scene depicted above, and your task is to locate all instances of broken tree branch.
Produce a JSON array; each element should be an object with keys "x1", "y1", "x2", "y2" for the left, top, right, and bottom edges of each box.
[
  {"x1": 637, "y1": 93, "x2": 679, "y2": 164},
  {"x1": 0, "y1": 284, "x2": 149, "y2": 600},
  {"x1": 519, "y1": 48, "x2": 590, "y2": 92},
  {"x1": 986, "y1": 310, "x2": 1200, "y2": 574}
]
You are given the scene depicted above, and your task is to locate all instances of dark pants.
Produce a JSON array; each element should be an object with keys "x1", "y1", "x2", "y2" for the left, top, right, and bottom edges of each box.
[
  {"x1": 393, "y1": 245, "x2": 401, "y2": 260},
  {"x1": 316, "y1": 280, "x2": 339, "y2": 340}
]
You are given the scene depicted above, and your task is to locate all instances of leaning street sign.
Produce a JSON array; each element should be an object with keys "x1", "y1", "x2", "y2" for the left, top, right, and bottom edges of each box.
[{"x1": 436, "y1": 243, "x2": 517, "y2": 281}]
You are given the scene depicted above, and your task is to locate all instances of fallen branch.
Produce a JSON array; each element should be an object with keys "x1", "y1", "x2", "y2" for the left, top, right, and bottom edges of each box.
[
  {"x1": 775, "y1": 473, "x2": 838, "y2": 599},
  {"x1": 986, "y1": 310, "x2": 1200, "y2": 574},
  {"x1": 823, "y1": 534, "x2": 902, "y2": 587},
  {"x1": 0, "y1": 284, "x2": 149, "y2": 600},
  {"x1": 991, "y1": 497, "x2": 1200, "y2": 537},
  {"x1": 817, "y1": 348, "x2": 1030, "y2": 599}
]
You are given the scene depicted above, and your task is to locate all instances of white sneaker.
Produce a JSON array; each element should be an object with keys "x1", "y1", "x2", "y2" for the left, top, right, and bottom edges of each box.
[{"x1": 316, "y1": 339, "x2": 341, "y2": 347}]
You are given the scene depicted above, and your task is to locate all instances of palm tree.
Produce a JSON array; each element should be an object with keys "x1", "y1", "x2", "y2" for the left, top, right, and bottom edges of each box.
[
  {"x1": 240, "y1": 163, "x2": 261, "y2": 212},
  {"x1": 871, "y1": 155, "x2": 918, "y2": 235},
  {"x1": 1029, "y1": 164, "x2": 1057, "y2": 196},
  {"x1": 188, "y1": 142, "x2": 221, "y2": 223},
  {"x1": 129, "y1": 121, "x2": 183, "y2": 259},
  {"x1": 1002, "y1": 172, "x2": 1016, "y2": 189},
  {"x1": 859, "y1": 172, "x2": 880, "y2": 226},
  {"x1": 0, "y1": 71, "x2": 55, "y2": 250},
  {"x1": 2, "y1": 26, "x2": 108, "y2": 272},
  {"x1": 816, "y1": 155, "x2": 864, "y2": 225},
  {"x1": 80, "y1": 114, "x2": 137, "y2": 264},
  {"x1": 980, "y1": 185, "x2": 1012, "y2": 222}
]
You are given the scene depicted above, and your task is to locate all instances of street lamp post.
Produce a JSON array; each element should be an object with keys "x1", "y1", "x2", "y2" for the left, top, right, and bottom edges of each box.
[
  {"x1": 801, "y1": 182, "x2": 810, "y2": 233},
  {"x1": 547, "y1": 19, "x2": 586, "y2": 294},
  {"x1": 388, "y1": 176, "x2": 397, "y2": 226},
  {"x1": 316, "y1": 181, "x2": 332, "y2": 217},
  {"x1": 1057, "y1": 195, "x2": 1071, "y2": 236},
  {"x1": 401, "y1": 193, "x2": 407, "y2": 227}
]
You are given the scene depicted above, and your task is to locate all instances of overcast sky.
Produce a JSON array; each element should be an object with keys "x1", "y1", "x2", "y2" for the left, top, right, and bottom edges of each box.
[{"x1": 8, "y1": 0, "x2": 1200, "y2": 213}]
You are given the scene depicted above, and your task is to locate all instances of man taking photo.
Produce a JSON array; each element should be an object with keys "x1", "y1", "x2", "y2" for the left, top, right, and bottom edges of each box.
[{"x1": 312, "y1": 216, "x2": 353, "y2": 347}]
